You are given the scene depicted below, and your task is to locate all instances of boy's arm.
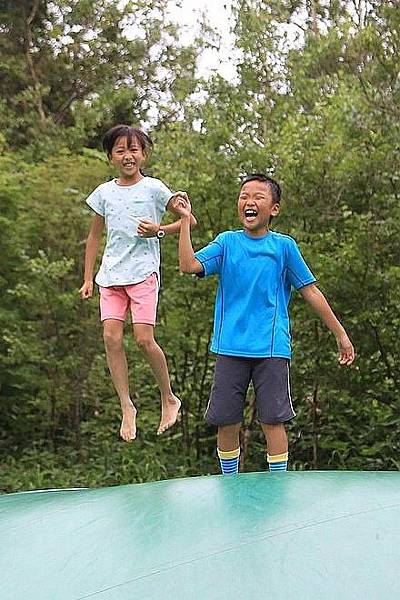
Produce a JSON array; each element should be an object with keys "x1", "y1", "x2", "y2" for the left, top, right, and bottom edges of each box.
[
  {"x1": 179, "y1": 215, "x2": 203, "y2": 273},
  {"x1": 79, "y1": 214, "x2": 104, "y2": 299},
  {"x1": 171, "y1": 195, "x2": 203, "y2": 273},
  {"x1": 299, "y1": 283, "x2": 355, "y2": 365}
]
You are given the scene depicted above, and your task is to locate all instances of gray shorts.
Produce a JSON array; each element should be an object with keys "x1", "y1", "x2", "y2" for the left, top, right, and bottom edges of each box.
[{"x1": 205, "y1": 355, "x2": 295, "y2": 426}]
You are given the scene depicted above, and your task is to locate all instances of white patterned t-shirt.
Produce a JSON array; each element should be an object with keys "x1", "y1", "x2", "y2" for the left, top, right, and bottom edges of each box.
[{"x1": 86, "y1": 177, "x2": 172, "y2": 287}]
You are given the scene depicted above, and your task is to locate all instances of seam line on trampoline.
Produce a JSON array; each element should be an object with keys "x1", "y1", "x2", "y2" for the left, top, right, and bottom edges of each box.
[{"x1": 75, "y1": 501, "x2": 400, "y2": 599}]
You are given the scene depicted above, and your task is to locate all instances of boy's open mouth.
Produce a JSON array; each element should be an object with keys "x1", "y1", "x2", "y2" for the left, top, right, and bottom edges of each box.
[
  {"x1": 244, "y1": 208, "x2": 258, "y2": 222},
  {"x1": 122, "y1": 161, "x2": 136, "y2": 168}
]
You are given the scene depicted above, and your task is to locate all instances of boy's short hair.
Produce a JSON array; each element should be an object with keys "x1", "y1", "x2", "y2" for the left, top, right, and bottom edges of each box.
[
  {"x1": 240, "y1": 173, "x2": 281, "y2": 204},
  {"x1": 102, "y1": 125, "x2": 153, "y2": 157}
]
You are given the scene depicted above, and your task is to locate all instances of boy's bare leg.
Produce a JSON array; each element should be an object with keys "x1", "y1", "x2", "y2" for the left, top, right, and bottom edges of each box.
[
  {"x1": 217, "y1": 423, "x2": 242, "y2": 451},
  {"x1": 133, "y1": 323, "x2": 181, "y2": 435},
  {"x1": 260, "y1": 423, "x2": 288, "y2": 455},
  {"x1": 103, "y1": 319, "x2": 137, "y2": 442}
]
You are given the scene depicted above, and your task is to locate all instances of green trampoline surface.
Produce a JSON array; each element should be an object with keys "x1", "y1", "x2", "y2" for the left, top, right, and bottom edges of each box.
[{"x1": 2, "y1": 471, "x2": 400, "y2": 599}]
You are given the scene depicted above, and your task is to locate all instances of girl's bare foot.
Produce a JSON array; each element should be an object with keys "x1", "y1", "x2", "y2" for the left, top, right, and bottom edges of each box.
[
  {"x1": 120, "y1": 401, "x2": 137, "y2": 442},
  {"x1": 157, "y1": 394, "x2": 181, "y2": 435}
]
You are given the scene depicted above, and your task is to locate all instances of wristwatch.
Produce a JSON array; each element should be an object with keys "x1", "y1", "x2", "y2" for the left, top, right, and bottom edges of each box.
[{"x1": 156, "y1": 227, "x2": 166, "y2": 240}]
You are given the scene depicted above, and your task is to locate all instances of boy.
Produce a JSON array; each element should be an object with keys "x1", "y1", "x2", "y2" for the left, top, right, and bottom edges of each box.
[{"x1": 172, "y1": 173, "x2": 355, "y2": 474}]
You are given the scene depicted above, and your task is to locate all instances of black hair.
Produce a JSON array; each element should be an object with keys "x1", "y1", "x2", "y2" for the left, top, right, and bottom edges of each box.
[
  {"x1": 102, "y1": 125, "x2": 153, "y2": 157},
  {"x1": 240, "y1": 173, "x2": 281, "y2": 204}
]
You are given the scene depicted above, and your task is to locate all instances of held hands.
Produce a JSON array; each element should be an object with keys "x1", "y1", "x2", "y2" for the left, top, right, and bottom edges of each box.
[
  {"x1": 79, "y1": 281, "x2": 93, "y2": 299},
  {"x1": 169, "y1": 191, "x2": 192, "y2": 218},
  {"x1": 336, "y1": 333, "x2": 355, "y2": 365}
]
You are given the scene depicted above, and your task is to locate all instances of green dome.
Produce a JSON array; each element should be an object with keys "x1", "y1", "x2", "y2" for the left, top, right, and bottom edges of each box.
[{"x1": 2, "y1": 472, "x2": 400, "y2": 599}]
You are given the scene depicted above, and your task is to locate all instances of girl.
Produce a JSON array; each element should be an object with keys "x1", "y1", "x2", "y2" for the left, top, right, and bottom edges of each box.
[{"x1": 79, "y1": 124, "x2": 195, "y2": 441}]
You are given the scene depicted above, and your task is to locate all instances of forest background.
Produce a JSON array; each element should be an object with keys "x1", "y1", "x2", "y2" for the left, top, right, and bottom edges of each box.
[{"x1": 1, "y1": 0, "x2": 399, "y2": 493}]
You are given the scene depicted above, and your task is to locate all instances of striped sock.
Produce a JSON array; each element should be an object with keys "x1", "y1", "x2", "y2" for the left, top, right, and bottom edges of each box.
[
  {"x1": 267, "y1": 452, "x2": 288, "y2": 472},
  {"x1": 217, "y1": 447, "x2": 240, "y2": 475}
]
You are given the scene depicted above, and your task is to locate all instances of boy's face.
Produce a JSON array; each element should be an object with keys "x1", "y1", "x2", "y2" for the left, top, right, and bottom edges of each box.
[
  {"x1": 109, "y1": 135, "x2": 146, "y2": 181},
  {"x1": 237, "y1": 180, "x2": 280, "y2": 236}
]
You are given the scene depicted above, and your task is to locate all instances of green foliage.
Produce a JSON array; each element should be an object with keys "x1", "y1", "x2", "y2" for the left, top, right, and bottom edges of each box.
[
  {"x1": 1, "y1": 0, "x2": 400, "y2": 492},
  {"x1": 0, "y1": 0, "x2": 201, "y2": 152}
]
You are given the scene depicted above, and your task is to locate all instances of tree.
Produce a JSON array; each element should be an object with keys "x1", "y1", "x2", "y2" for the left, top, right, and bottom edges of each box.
[{"x1": 0, "y1": 0, "x2": 199, "y2": 151}]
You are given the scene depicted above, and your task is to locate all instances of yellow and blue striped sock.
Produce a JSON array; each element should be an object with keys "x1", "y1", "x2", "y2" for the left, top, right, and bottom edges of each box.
[
  {"x1": 217, "y1": 447, "x2": 240, "y2": 475},
  {"x1": 267, "y1": 452, "x2": 288, "y2": 472}
]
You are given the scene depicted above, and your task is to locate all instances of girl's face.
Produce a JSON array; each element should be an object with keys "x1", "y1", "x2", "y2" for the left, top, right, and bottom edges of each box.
[{"x1": 110, "y1": 135, "x2": 146, "y2": 182}]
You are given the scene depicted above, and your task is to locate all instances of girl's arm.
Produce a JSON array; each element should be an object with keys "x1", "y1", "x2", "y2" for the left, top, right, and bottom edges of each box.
[
  {"x1": 161, "y1": 210, "x2": 197, "y2": 236},
  {"x1": 79, "y1": 214, "x2": 104, "y2": 299},
  {"x1": 299, "y1": 283, "x2": 355, "y2": 365},
  {"x1": 137, "y1": 192, "x2": 197, "y2": 237}
]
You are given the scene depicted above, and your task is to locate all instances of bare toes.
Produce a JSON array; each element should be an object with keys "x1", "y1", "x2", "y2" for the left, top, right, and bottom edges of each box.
[
  {"x1": 120, "y1": 405, "x2": 137, "y2": 442},
  {"x1": 157, "y1": 401, "x2": 181, "y2": 435}
]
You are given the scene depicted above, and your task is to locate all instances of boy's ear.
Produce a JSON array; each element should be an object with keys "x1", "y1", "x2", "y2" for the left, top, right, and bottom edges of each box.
[{"x1": 272, "y1": 203, "x2": 280, "y2": 216}]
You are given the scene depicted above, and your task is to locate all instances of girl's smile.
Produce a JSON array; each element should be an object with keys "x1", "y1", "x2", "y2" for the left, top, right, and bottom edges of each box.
[{"x1": 110, "y1": 135, "x2": 146, "y2": 184}]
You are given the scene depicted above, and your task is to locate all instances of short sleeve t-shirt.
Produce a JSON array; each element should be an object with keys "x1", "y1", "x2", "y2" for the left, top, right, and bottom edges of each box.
[
  {"x1": 86, "y1": 177, "x2": 172, "y2": 287},
  {"x1": 194, "y1": 230, "x2": 316, "y2": 358}
]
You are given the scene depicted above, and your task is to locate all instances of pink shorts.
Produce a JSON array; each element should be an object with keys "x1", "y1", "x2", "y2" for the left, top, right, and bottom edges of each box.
[{"x1": 99, "y1": 273, "x2": 159, "y2": 325}]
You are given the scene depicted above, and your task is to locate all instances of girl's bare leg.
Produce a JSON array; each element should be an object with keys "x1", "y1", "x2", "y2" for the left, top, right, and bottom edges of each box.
[
  {"x1": 133, "y1": 323, "x2": 181, "y2": 435},
  {"x1": 103, "y1": 319, "x2": 137, "y2": 441}
]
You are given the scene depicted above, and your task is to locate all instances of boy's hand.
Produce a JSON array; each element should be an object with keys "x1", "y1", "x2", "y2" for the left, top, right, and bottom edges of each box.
[
  {"x1": 79, "y1": 281, "x2": 93, "y2": 299},
  {"x1": 336, "y1": 333, "x2": 355, "y2": 365},
  {"x1": 137, "y1": 220, "x2": 159, "y2": 237},
  {"x1": 169, "y1": 193, "x2": 192, "y2": 218}
]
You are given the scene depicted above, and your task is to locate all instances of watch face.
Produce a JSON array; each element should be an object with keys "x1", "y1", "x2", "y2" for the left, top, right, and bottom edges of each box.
[{"x1": 157, "y1": 229, "x2": 165, "y2": 239}]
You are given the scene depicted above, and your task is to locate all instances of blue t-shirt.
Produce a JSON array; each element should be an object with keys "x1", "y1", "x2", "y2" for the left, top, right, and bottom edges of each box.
[{"x1": 194, "y1": 230, "x2": 316, "y2": 358}]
